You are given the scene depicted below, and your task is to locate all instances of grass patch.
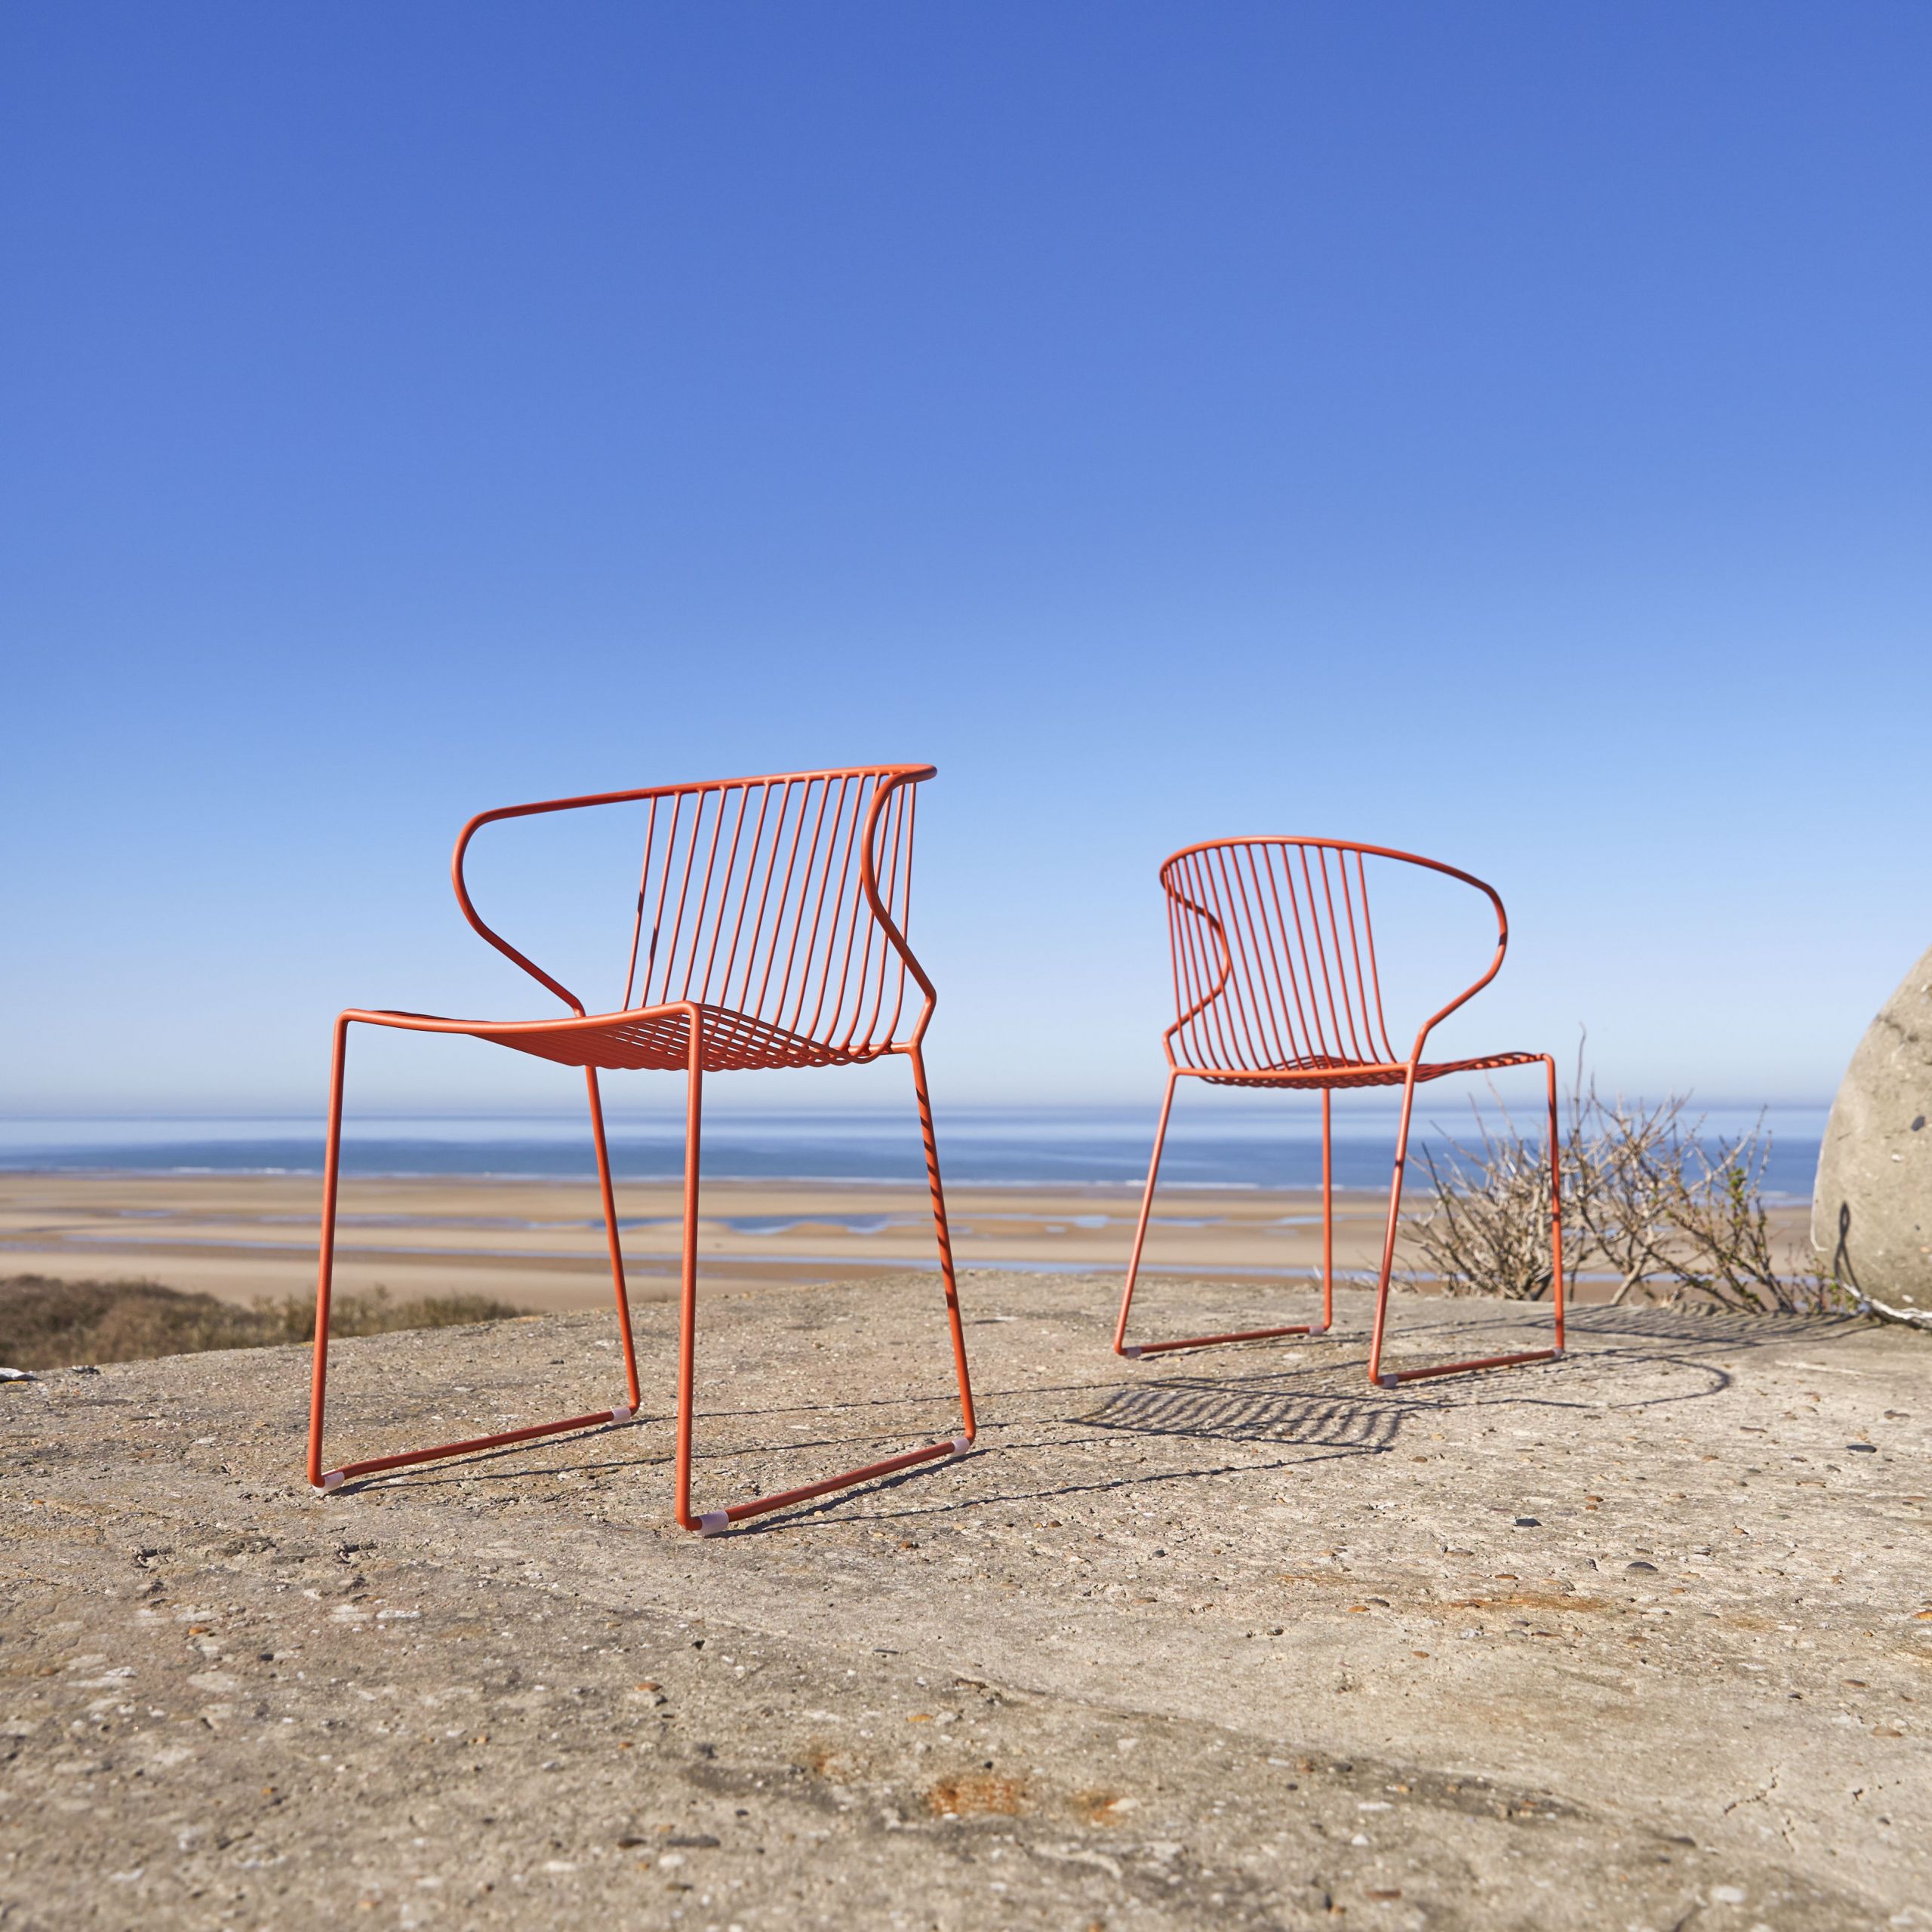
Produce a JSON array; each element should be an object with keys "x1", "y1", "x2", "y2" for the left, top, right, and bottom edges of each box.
[{"x1": 0, "y1": 1275, "x2": 528, "y2": 1371}]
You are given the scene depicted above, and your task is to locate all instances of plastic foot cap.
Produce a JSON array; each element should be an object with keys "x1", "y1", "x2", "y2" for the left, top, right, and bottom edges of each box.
[
  {"x1": 1121, "y1": 1345, "x2": 1143, "y2": 1358},
  {"x1": 697, "y1": 1511, "x2": 731, "y2": 1537},
  {"x1": 950, "y1": 1433, "x2": 973, "y2": 1455},
  {"x1": 313, "y1": 1470, "x2": 345, "y2": 1495},
  {"x1": 609, "y1": 1404, "x2": 634, "y2": 1424}
]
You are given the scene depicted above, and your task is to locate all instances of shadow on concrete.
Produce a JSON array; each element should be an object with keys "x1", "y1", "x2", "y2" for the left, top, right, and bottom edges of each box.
[
  {"x1": 1075, "y1": 1378, "x2": 1405, "y2": 1451},
  {"x1": 1562, "y1": 1306, "x2": 1865, "y2": 1347},
  {"x1": 339, "y1": 1299, "x2": 1854, "y2": 1514}
]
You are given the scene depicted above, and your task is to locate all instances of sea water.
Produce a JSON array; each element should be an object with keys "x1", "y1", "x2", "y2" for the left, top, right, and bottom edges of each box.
[{"x1": 0, "y1": 1103, "x2": 1829, "y2": 1199}]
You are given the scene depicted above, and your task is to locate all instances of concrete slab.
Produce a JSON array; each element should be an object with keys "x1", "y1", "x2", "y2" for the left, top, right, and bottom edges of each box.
[{"x1": 2, "y1": 1272, "x2": 1927, "y2": 1927}]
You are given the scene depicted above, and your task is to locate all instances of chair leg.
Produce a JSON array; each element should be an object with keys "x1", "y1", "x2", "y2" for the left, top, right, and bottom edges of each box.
[
  {"x1": 683, "y1": 1035, "x2": 974, "y2": 1537},
  {"x1": 1319, "y1": 1087, "x2": 1334, "y2": 1333},
  {"x1": 586, "y1": 1066, "x2": 643, "y2": 1416},
  {"x1": 1115, "y1": 1071, "x2": 1322, "y2": 1358},
  {"x1": 909, "y1": 1038, "x2": 977, "y2": 1444},
  {"x1": 306, "y1": 1017, "x2": 352, "y2": 1491},
  {"x1": 308, "y1": 1023, "x2": 635, "y2": 1495},
  {"x1": 673, "y1": 1026, "x2": 705, "y2": 1531},
  {"x1": 1366, "y1": 1064, "x2": 1564, "y2": 1389},
  {"x1": 1112, "y1": 1071, "x2": 1177, "y2": 1355}
]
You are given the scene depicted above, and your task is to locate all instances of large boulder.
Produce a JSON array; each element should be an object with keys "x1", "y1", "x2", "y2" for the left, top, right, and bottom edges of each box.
[{"x1": 1813, "y1": 946, "x2": 1932, "y2": 1309}]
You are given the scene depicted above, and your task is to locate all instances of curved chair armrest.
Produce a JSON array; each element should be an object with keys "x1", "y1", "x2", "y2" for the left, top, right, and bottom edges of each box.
[
  {"x1": 1158, "y1": 879, "x2": 1235, "y2": 1063},
  {"x1": 857, "y1": 767, "x2": 940, "y2": 1032},
  {"x1": 449, "y1": 799, "x2": 601, "y2": 1017},
  {"x1": 1399, "y1": 865, "x2": 1510, "y2": 1068}
]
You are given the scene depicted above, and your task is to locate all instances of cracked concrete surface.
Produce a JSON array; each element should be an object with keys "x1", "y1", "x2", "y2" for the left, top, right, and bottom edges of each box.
[{"x1": 3, "y1": 1273, "x2": 1928, "y2": 1928}]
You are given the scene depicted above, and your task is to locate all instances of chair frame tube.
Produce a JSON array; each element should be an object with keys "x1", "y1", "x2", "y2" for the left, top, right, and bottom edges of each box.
[
  {"x1": 1114, "y1": 1078, "x2": 1335, "y2": 1357},
  {"x1": 306, "y1": 1021, "x2": 643, "y2": 1493},
  {"x1": 1363, "y1": 1051, "x2": 1564, "y2": 1388},
  {"x1": 1111, "y1": 838, "x2": 1565, "y2": 1386},
  {"x1": 306, "y1": 767, "x2": 977, "y2": 1527}
]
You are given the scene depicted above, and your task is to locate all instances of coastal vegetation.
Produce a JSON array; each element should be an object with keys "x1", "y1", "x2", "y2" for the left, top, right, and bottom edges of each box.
[
  {"x1": 0, "y1": 1275, "x2": 527, "y2": 1372},
  {"x1": 1414, "y1": 1083, "x2": 1847, "y2": 1315}
]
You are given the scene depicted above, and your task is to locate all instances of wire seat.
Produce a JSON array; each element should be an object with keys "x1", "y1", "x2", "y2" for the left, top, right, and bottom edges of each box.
[
  {"x1": 1198, "y1": 1049, "x2": 1544, "y2": 1091},
  {"x1": 306, "y1": 764, "x2": 977, "y2": 1529},
  {"x1": 352, "y1": 1000, "x2": 894, "y2": 1073}
]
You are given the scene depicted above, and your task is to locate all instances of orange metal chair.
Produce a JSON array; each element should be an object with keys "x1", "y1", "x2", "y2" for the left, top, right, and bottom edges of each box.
[
  {"x1": 306, "y1": 764, "x2": 976, "y2": 1532},
  {"x1": 1112, "y1": 838, "x2": 1564, "y2": 1387}
]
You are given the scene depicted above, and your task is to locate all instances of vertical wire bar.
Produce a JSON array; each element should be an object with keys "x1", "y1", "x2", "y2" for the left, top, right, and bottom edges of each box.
[
  {"x1": 1321, "y1": 848, "x2": 1371, "y2": 1063},
  {"x1": 659, "y1": 791, "x2": 708, "y2": 1008},
  {"x1": 876, "y1": 782, "x2": 915, "y2": 1046},
  {"x1": 1354, "y1": 850, "x2": 1396, "y2": 1063},
  {"x1": 768, "y1": 776, "x2": 828, "y2": 1035},
  {"x1": 761, "y1": 777, "x2": 826, "y2": 1026},
  {"x1": 819, "y1": 773, "x2": 873, "y2": 1051},
  {"x1": 1204, "y1": 844, "x2": 1270, "y2": 1072},
  {"x1": 851, "y1": 780, "x2": 900, "y2": 1055},
  {"x1": 1275, "y1": 846, "x2": 1331, "y2": 1063},
  {"x1": 838, "y1": 776, "x2": 888, "y2": 1054},
  {"x1": 1260, "y1": 844, "x2": 1318, "y2": 1065},
  {"x1": 1311, "y1": 845, "x2": 1361, "y2": 1059},
  {"x1": 1295, "y1": 844, "x2": 1347, "y2": 1060},
  {"x1": 728, "y1": 780, "x2": 793, "y2": 1018},
  {"x1": 799, "y1": 776, "x2": 863, "y2": 1044},
  {"x1": 700, "y1": 782, "x2": 761, "y2": 1004},
  {"x1": 676, "y1": 785, "x2": 735, "y2": 1001},
  {"x1": 1216, "y1": 843, "x2": 1271, "y2": 1068},
  {"x1": 785, "y1": 777, "x2": 850, "y2": 1039},
  {"x1": 1229, "y1": 841, "x2": 1294, "y2": 1068},
  {"x1": 858, "y1": 774, "x2": 912, "y2": 1053},
  {"x1": 643, "y1": 793, "x2": 684, "y2": 1008},
  {"x1": 621, "y1": 795, "x2": 657, "y2": 1011}
]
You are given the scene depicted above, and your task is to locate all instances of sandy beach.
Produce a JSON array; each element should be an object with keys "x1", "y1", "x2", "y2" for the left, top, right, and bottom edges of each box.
[{"x1": 0, "y1": 1168, "x2": 1813, "y2": 1311}]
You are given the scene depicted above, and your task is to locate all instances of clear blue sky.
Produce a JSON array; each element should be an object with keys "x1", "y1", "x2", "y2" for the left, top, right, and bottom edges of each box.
[{"x1": 3, "y1": 2, "x2": 1927, "y2": 1117}]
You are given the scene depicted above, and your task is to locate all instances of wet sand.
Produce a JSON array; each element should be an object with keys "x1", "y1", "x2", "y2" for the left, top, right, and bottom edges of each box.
[{"x1": 0, "y1": 1169, "x2": 1811, "y2": 1311}]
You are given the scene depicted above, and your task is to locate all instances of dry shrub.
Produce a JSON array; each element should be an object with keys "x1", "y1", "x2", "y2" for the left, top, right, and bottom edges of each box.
[
  {"x1": 0, "y1": 1275, "x2": 526, "y2": 1371},
  {"x1": 1413, "y1": 1078, "x2": 1849, "y2": 1316}
]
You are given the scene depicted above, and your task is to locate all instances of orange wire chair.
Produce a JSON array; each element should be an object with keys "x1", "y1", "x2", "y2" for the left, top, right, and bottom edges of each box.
[
  {"x1": 306, "y1": 764, "x2": 976, "y2": 1532},
  {"x1": 1112, "y1": 838, "x2": 1564, "y2": 1387}
]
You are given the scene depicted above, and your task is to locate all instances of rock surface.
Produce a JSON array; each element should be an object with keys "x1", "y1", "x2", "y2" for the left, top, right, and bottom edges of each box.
[
  {"x1": 1814, "y1": 946, "x2": 1932, "y2": 1309},
  {"x1": 2, "y1": 1272, "x2": 1928, "y2": 1928}
]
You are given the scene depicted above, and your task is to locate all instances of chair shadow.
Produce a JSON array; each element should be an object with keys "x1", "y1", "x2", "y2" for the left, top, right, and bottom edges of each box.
[
  {"x1": 337, "y1": 1295, "x2": 1826, "y2": 1512},
  {"x1": 1561, "y1": 1304, "x2": 1865, "y2": 1347},
  {"x1": 1073, "y1": 1377, "x2": 1404, "y2": 1452},
  {"x1": 724, "y1": 1371, "x2": 1417, "y2": 1536}
]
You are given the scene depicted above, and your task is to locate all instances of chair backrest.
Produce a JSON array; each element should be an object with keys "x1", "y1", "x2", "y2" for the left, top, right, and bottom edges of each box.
[
  {"x1": 453, "y1": 764, "x2": 934, "y2": 1054},
  {"x1": 1158, "y1": 838, "x2": 1508, "y2": 1074}
]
